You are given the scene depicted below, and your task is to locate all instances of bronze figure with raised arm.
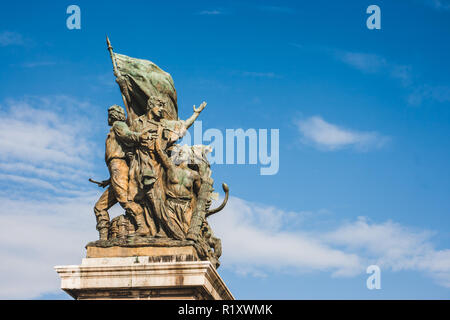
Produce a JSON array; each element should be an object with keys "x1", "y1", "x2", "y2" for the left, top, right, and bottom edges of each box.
[{"x1": 154, "y1": 125, "x2": 201, "y2": 240}]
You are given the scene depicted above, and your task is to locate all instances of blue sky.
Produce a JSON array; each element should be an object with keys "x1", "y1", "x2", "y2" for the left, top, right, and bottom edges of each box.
[{"x1": 0, "y1": 0, "x2": 449, "y2": 299}]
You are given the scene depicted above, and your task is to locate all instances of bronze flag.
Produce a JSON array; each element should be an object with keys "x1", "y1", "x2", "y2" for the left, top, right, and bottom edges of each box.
[{"x1": 114, "y1": 52, "x2": 178, "y2": 121}]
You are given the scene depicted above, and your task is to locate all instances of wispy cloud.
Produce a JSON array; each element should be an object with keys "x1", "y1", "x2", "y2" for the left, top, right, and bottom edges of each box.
[
  {"x1": 206, "y1": 197, "x2": 361, "y2": 277},
  {"x1": 0, "y1": 96, "x2": 94, "y2": 165},
  {"x1": 0, "y1": 96, "x2": 99, "y2": 195},
  {"x1": 197, "y1": 5, "x2": 295, "y2": 16},
  {"x1": 0, "y1": 193, "x2": 99, "y2": 298},
  {"x1": 239, "y1": 71, "x2": 280, "y2": 78},
  {"x1": 0, "y1": 173, "x2": 60, "y2": 192},
  {"x1": 20, "y1": 61, "x2": 57, "y2": 68},
  {"x1": 0, "y1": 95, "x2": 112, "y2": 298},
  {"x1": 210, "y1": 197, "x2": 450, "y2": 287},
  {"x1": 2, "y1": 192, "x2": 450, "y2": 298},
  {"x1": 0, "y1": 31, "x2": 26, "y2": 47},
  {"x1": 336, "y1": 51, "x2": 413, "y2": 86},
  {"x1": 332, "y1": 50, "x2": 449, "y2": 105},
  {"x1": 408, "y1": 84, "x2": 450, "y2": 105},
  {"x1": 338, "y1": 52, "x2": 386, "y2": 73},
  {"x1": 422, "y1": 0, "x2": 450, "y2": 11},
  {"x1": 289, "y1": 44, "x2": 414, "y2": 85},
  {"x1": 197, "y1": 9, "x2": 225, "y2": 15},
  {"x1": 296, "y1": 116, "x2": 388, "y2": 151},
  {"x1": 258, "y1": 5, "x2": 295, "y2": 14},
  {"x1": 326, "y1": 217, "x2": 450, "y2": 287}
]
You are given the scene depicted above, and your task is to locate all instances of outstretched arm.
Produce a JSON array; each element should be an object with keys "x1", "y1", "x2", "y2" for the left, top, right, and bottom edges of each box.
[
  {"x1": 155, "y1": 125, "x2": 174, "y2": 170},
  {"x1": 183, "y1": 101, "x2": 207, "y2": 130},
  {"x1": 112, "y1": 121, "x2": 141, "y2": 147}
]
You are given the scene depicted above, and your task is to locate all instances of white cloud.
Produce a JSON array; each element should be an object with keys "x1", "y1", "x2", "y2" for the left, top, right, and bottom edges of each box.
[
  {"x1": 0, "y1": 95, "x2": 119, "y2": 298},
  {"x1": 2, "y1": 193, "x2": 450, "y2": 298},
  {"x1": 20, "y1": 61, "x2": 57, "y2": 68},
  {"x1": 422, "y1": 0, "x2": 450, "y2": 11},
  {"x1": 0, "y1": 31, "x2": 26, "y2": 47},
  {"x1": 258, "y1": 6, "x2": 295, "y2": 14},
  {"x1": 338, "y1": 52, "x2": 387, "y2": 74},
  {"x1": 198, "y1": 9, "x2": 224, "y2": 15},
  {"x1": 326, "y1": 217, "x2": 450, "y2": 287},
  {"x1": 0, "y1": 95, "x2": 447, "y2": 298},
  {"x1": 210, "y1": 197, "x2": 362, "y2": 277},
  {"x1": 0, "y1": 193, "x2": 98, "y2": 299},
  {"x1": 334, "y1": 50, "x2": 450, "y2": 105},
  {"x1": 210, "y1": 197, "x2": 450, "y2": 287},
  {"x1": 296, "y1": 116, "x2": 388, "y2": 151},
  {"x1": 0, "y1": 173, "x2": 60, "y2": 192},
  {"x1": 336, "y1": 51, "x2": 412, "y2": 85},
  {"x1": 408, "y1": 85, "x2": 450, "y2": 105},
  {"x1": 0, "y1": 96, "x2": 98, "y2": 192},
  {"x1": 240, "y1": 71, "x2": 280, "y2": 78}
]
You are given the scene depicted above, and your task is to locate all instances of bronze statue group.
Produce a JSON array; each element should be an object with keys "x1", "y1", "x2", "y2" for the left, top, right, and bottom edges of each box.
[{"x1": 91, "y1": 96, "x2": 225, "y2": 267}]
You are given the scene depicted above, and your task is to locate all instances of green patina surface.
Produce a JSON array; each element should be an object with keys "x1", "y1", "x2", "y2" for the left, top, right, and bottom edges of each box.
[
  {"x1": 89, "y1": 41, "x2": 228, "y2": 269},
  {"x1": 115, "y1": 53, "x2": 178, "y2": 120}
]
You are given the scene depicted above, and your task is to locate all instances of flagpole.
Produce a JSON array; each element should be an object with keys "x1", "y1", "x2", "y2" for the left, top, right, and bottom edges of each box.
[{"x1": 106, "y1": 35, "x2": 133, "y2": 125}]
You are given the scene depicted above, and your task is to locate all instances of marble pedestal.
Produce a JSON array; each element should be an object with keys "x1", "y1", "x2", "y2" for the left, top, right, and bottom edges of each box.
[{"x1": 55, "y1": 254, "x2": 233, "y2": 300}]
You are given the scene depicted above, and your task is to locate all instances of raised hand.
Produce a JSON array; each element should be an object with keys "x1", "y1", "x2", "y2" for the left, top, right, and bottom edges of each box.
[{"x1": 193, "y1": 101, "x2": 207, "y2": 113}]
